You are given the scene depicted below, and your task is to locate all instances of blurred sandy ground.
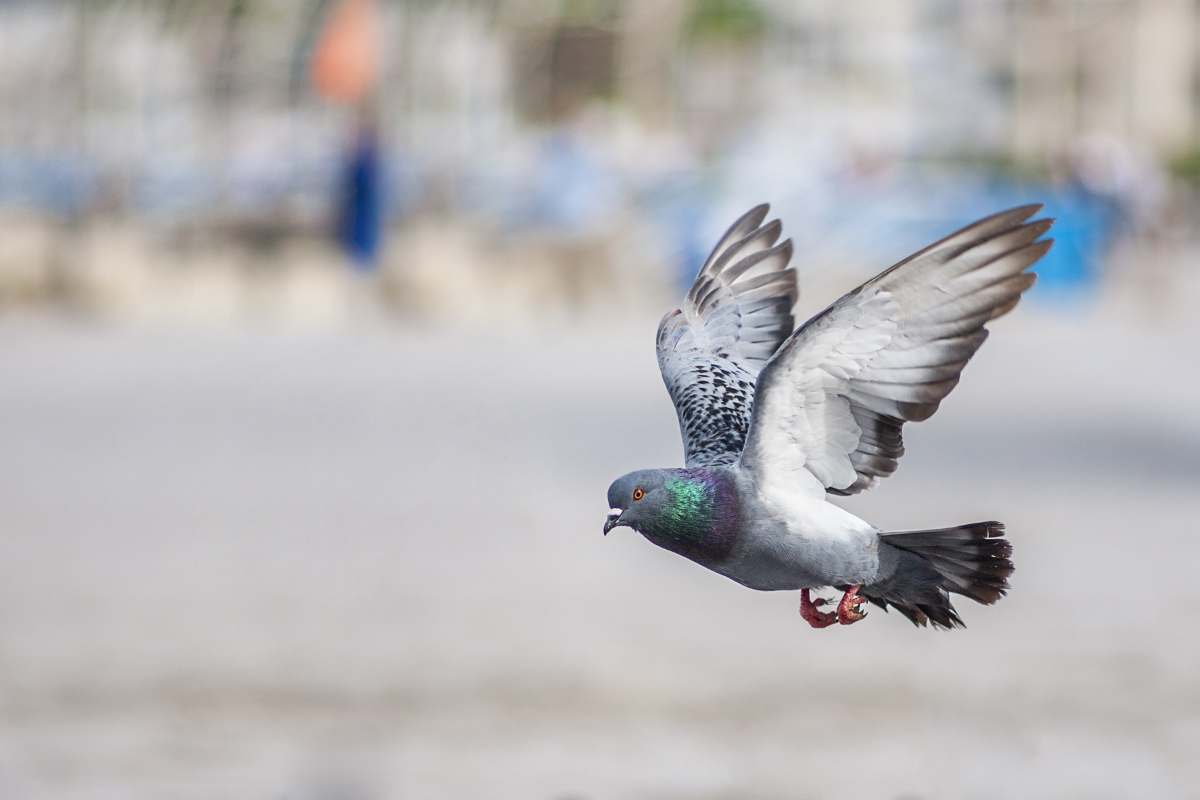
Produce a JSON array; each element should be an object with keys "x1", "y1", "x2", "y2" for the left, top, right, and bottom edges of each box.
[{"x1": 1, "y1": 278, "x2": 1199, "y2": 799}]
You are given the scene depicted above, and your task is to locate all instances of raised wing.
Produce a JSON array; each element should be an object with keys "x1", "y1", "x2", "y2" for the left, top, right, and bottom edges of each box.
[
  {"x1": 740, "y1": 205, "x2": 1053, "y2": 495},
  {"x1": 657, "y1": 204, "x2": 796, "y2": 467}
]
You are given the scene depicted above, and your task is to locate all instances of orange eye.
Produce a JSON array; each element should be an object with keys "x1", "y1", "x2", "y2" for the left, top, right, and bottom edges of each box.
[{"x1": 632, "y1": 487, "x2": 645, "y2": 501}]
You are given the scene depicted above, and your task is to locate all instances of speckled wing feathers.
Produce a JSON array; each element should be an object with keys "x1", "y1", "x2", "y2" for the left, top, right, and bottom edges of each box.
[
  {"x1": 657, "y1": 204, "x2": 797, "y2": 467},
  {"x1": 740, "y1": 205, "x2": 1053, "y2": 495}
]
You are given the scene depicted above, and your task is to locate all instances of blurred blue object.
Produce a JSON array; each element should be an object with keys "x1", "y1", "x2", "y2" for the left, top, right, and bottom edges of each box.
[
  {"x1": 1026, "y1": 184, "x2": 1120, "y2": 297},
  {"x1": 906, "y1": 179, "x2": 1120, "y2": 300},
  {"x1": 639, "y1": 173, "x2": 715, "y2": 290},
  {"x1": 0, "y1": 154, "x2": 95, "y2": 217},
  {"x1": 337, "y1": 123, "x2": 383, "y2": 269},
  {"x1": 492, "y1": 130, "x2": 621, "y2": 235}
]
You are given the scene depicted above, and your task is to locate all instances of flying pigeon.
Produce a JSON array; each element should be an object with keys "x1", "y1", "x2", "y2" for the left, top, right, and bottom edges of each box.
[{"x1": 603, "y1": 204, "x2": 1052, "y2": 628}]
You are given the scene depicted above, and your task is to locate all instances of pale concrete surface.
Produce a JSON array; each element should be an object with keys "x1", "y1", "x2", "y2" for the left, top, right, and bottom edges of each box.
[{"x1": 0, "y1": 303, "x2": 1197, "y2": 799}]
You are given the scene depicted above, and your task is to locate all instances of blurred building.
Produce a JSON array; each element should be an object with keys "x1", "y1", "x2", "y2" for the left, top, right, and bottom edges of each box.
[{"x1": 0, "y1": 0, "x2": 1196, "y2": 319}]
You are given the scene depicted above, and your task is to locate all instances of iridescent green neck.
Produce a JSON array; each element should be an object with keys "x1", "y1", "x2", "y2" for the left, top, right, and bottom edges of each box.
[
  {"x1": 662, "y1": 477, "x2": 713, "y2": 534},
  {"x1": 641, "y1": 469, "x2": 738, "y2": 562}
]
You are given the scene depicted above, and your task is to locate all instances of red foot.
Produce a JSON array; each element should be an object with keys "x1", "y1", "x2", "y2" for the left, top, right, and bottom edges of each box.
[
  {"x1": 837, "y1": 585, "x2": 868, "y2": 625},
  {"x1": 799, "y1": 589, "x2": 837, "y2": 629}
]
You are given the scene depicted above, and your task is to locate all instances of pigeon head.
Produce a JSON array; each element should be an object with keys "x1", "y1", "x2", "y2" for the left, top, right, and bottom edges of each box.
[
  {"x1": 604, "y1": 467, "x2": 741, "y2": 561},
  {"x1": 604, "y1": 469, "x2": 671, "y2": 535}
]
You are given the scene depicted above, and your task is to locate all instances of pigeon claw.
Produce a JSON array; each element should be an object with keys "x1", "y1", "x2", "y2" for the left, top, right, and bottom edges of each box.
[
  {"x1": 837, "y1": 585, "x2": 868, "y2": 625},
  {"x1": 799, "y1": 589, "x2": 837, "y2": 629}
]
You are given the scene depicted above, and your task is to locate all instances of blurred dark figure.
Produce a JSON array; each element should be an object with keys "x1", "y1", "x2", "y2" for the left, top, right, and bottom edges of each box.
[
  {"x1": 311, "y1": 0, "x2": 382, "y2": 269},
  {"x1": 338, "y1": 107, "x2": 383, "y2": 269}
]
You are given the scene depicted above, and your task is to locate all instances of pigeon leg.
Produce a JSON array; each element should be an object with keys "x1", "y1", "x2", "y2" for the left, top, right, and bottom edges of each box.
[
  {"x1": 799, "y1": 589, "x2": 837, "y2": 629},
  {"x1": 837, "y1": 585, "x2": 868, "y2": 625}
]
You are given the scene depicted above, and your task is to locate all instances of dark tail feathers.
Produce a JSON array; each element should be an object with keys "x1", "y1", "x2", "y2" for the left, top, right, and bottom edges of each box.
[{"x1": 862, "y1": 521, "x2": 1014, "y2": 630}]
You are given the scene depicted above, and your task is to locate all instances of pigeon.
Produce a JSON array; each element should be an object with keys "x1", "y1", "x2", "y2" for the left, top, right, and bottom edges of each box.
[{"x1": 603, "y1": 203, "x2": 1053, "y2": 629}]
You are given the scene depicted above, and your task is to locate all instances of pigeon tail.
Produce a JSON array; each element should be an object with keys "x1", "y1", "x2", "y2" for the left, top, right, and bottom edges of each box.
[{"x1": 861, "y1": 522, "x2": 1014, "y2": 630}]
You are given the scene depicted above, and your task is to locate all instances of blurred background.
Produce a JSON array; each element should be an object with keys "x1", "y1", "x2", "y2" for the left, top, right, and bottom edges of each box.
[{"x1": 1, "y1": 0, "x2": 1198, "y2": 797}]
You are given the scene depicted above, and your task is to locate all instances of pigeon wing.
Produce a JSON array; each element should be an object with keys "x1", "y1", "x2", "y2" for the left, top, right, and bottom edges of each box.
[
  {"x1": 739, "y1": 205, "x2": 1053, "y2": 495},
  {"x1": 656, "y1": 204, "x2": 797, "y2": 467}
]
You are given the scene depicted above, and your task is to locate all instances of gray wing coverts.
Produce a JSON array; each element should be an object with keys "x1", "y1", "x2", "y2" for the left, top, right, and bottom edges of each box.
[
  {"x1": 656, "y1": 204, "x2": 797, "y2": 467},
  {"x1": 742, "y1": 204, "x2": 1054, "y2": 495}
]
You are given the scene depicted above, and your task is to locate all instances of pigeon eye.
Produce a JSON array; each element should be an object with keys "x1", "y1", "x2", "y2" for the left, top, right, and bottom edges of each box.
[{"x1": 632, "y1": 487, "x2": 645, "y2": 501}]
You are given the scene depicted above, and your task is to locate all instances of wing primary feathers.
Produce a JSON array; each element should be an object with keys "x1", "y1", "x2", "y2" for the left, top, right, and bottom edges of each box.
[
  {"x1": 700, "y1": 220, "x2": 787, "y2": 280},
  {"x1": 698, "y1": 204, "x2": 770, "y2": 277},
  {"x1": 656, "y1": 205, "x2": 799, "y2": 467},
  {"x1": 740, "y1": 206, "x2": 1053, "y2": 495},
  {"x1": 865, "y1": 204, "x2": 1043, "y2": 290}
]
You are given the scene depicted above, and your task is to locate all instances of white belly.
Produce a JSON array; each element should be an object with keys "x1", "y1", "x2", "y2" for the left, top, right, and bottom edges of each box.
[{"x1": 715, "y1": 483, "x2": 882, "y2": 591}]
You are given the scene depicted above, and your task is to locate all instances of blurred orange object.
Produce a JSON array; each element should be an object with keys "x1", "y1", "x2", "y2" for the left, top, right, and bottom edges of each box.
[{"x1": 311, "y1": 0, "x2": 378, "y2": 104}]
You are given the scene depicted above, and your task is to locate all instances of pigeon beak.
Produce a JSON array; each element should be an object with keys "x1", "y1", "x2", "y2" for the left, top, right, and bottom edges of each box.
[{"x1": 603, "y1": 508, "x2": 624, "y2": 535}]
